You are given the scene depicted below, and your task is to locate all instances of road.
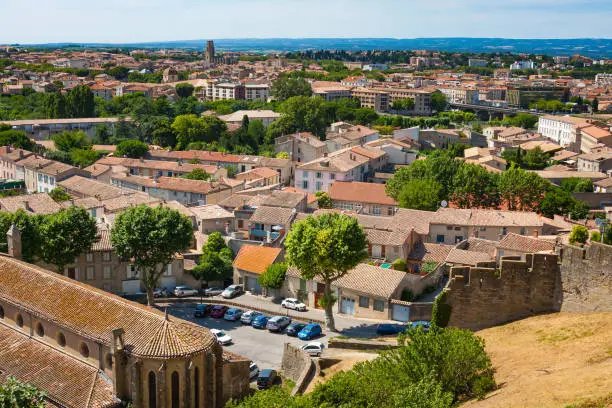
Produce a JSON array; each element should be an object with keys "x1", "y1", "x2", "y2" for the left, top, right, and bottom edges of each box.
[{"x1": 167, "y1": 304, "x2": 338, "y2": 372}]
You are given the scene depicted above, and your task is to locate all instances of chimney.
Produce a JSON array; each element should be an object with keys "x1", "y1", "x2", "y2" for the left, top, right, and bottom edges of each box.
[{"x1": 6, "y1": 224, "x2": 22, "y2": 260}]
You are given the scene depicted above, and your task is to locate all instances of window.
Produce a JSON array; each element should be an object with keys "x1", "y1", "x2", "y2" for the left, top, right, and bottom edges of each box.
[
  {"x1": 0, "y1": 305, "x2": 3, "y2": 319},
  {"x1": 80, "y1": 342, "x2": 90, "y2": 358},
  {"x1": 373, "y1": 206, "x2": 381, "y2": 216},
  {"x1": 103, "y1": 252, "x2": 111, "y2": 262},
  {"x1": 479, "y1": 226, "x2": 487, "y2": 232},
  {"x1": 315, "y1": 182, "x2": 323, "y2": 191},
  {"x1": 49, "y1": 176, "x2": 55, "y2": 185},
  {"x1": 127, "y1": 265, "x2": 138, "y2": 279},
  {"x1": 35, "y1": 322, "x2": 44, "y2": 337},
  {"x1": 520, "y1": 227, "x2": 526, "y2": 235},
  {"x1": 104, "y1": 265, "x2": 111, "y2": 280},
  {"x1": 171, "y1": 372, "x2": 180, "y2": 408},
  {"x1": 38, "y1": 174, "x2": 43, "y2": 182},
  {"x1": 87, "y1": 267, "x2": 94, "y2": 280},
  {"x1": 340, "y1": 202, "x2": 353, "y2": 210},
  {"x1": 56, "y1": 332, "x2": 66, "y2": 347},
  {"x1": 16, "y1": 313, "x2": 23, "y2": 328},
  {"x1": 316, "y1": 172, "x2": 322, "y2": 179},
  {"x1": 43, "y1": 175, "x2": 48, "y2": 183},
  {"x1": 86, "y1": 253, "x2": 93, "y2": 262},
  {"x1": 302, "y1": 171, "x2": 309, "y2": 177},
  {"x1": 148, "y1": 372, "x2": 157, "y2": 408},
  {"x1": 436, "y1": 234, "x2": 445, "y2": 243},
  {"x1": 373, "y1": 299, "x2": 385, "y2": 312},
  {"x1": 446, "y1": 226, "x2": 453, "y2": 231},
  {"x1": 91, "y1": 208, "x2": 97, "y2": 218},
  {"x1": 387, "y1": 207, "x2": 394, "y2": 216},
  {"x1": 455, "y1": 236, "x2": 463, "y2": 243},
  {"x1": 359, "y1": 296, "x2": 370, "y2": 308},
  {"x1": 454, "y1": 226, "x2": 461, "y2": 231},
  {"x1": 302, "y1": 180, "x2": 308, "y2": 190},
  {"x1": 330, "y1": 173, "x2": 335, "y2": 180}
]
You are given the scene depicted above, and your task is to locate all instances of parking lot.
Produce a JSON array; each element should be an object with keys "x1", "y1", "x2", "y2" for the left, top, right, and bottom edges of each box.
[{"x1": 167, "y1": 304, "x2": 336, "y2": 371}]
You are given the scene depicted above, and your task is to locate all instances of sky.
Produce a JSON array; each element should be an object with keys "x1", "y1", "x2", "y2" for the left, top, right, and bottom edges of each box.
[{"x1": 1, "y1": 0, "x2": 611, "y2": 44}]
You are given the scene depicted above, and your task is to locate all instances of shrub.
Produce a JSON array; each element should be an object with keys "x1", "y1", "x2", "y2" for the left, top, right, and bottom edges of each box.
[
  {"x1": 392, "y1": 258, "x2": 407, "y2": 271},
  {"x1": 431, "y1": 290, "x2": 452, "y2": 328},
  {"x1": 401, "y1": 288, "x2": 414, "y2": 302},
  {"x1": 590, "y1": 231, "x2": 602, "y2": 243},
  {"x1": 422, "y1": 261, "x2": 438, "y2": 274},
  {"x1": 569, "y1": 225, "x2": 589, "y2": 246}
]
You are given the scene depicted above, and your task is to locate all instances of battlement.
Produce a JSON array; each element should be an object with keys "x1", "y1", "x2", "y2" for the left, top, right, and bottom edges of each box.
[{"x1": 445, "y1": 253, "x2": 559, "y2": 330}]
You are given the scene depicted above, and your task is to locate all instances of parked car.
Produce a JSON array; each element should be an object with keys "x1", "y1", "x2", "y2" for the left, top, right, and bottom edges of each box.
[
  {"x1": 298, "y1": 323, "x2": 322, "y2": 340},
  {"x1": 240, "y1": 310, "x2": 262, "y2": 325},
  {"x1": 223, "y1": 308, "x2": 244, "y2": 321},
  {"x1": 193, "y1": 304, "x2": 212, "y2": 318},
  {"x1": 173, "y1": 285, "x2": 198, "y2": 297},
  {"x1": 281, "y1": 298, "x2": 307, "y2": 311},
  {"x1": 210, "y1": 305, "x2": 229, "y2": 318},
  {"x1": 210, "y1": 329, "x2": 232, "y2": 345},
  {"x1": 376, "y1": 324, "x2": 406, "y2": 336},
  {"x1": 285, "y1": 322, "x2": 306, "y2": 337},
  {"x1": 410, "y1": 321, "x2": 431, "y2": 332},
  {"x1": 221, "y1": 284, "x2": 244, "y2": 299},
  {"x1": 266, "y1": 316, "x2": 292, "y2": 332},
  {"x1": 153, "y1": 288, "x2": 169, "y2": 298},
  {"x1": 301, "y1": 342, "x2": 325, "y2": 357},
  {"x1": 256, "y1": 369, "x2": 277, "y2": 390},
  {"x1": 249, "y1": 362, "x2": 259, "y2": 379},
  {"x1": 252, "y1": 315, "x2": 270, "y2": 329},
  {"x1": 203, "y1": 287, "x2": 223, "y2": 297}
]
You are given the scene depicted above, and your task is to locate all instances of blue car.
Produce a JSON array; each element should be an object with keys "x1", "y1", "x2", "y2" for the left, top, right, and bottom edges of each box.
[
  {"x1": 376, "y1": 324, "x2": 405, "y2": 336},
  {"x1": 252, "y1": 315, "x2": 270, "y2": 329},
  {"x1": 297, "y1": 323, "x2": 322, "y2": 340},
  {"x1": 410, "y1": 321, "x2": 431, "y2": 332}
]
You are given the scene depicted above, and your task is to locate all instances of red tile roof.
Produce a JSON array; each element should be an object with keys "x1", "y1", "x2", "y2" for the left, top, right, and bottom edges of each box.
[
  {"x1": 328, "y1": 181, "x2": 397, "y2": 206},
  {"x1": 232, "y1": 245, "x2": 282, "y2": 274}
]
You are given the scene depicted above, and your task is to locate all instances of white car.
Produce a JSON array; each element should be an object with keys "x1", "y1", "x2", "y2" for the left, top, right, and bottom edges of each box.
[
  {"x1": 281, "y1": 298, "x2": 307, "y2": 311},
  {"x1": 301, "y1": 342, "x2": 325, "y2": 357},
  {"x1": 210, "y1": 329, "x2": 232, "y2": 346},
  {"x1": 173, "y1": 285, "x2": 198, "y2": 297},
  {"x1": 249, "y1": 362, "x2": 259, "y2": 379}
]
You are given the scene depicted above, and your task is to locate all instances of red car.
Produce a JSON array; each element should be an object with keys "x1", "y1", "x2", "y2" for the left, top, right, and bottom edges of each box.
[{"x1": 210, "y1": 305, "x2": 228, "y2": 318}]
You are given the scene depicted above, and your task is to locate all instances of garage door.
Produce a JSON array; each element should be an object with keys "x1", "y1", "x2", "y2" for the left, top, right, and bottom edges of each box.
[
  {"x1": 160, "y1": 276, "x2": 177, "y2": 291},
  {"x1": 392, "y1": 304, "x2": 411, "y2": 322},
  {"x1": 122, "y1": 279, "x2": 142, "y2": 295},
  {"x1": 246, "y1": 276, "x2": 262, "y2": 294},
  {"x1": 340, "y1": 297, "x2": 355, "y2": 315}
]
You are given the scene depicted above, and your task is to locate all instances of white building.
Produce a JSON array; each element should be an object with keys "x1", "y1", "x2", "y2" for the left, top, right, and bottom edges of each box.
[
  {"x1": 439, "y1": 88, "x2": 479, "y2": 104},
  {"x1": 468, "y1": 59, "x2": 488, "y2": 68},
  {"x1": 510, "y1": 60, "x2": 536, "y2": 70},
  {"x1": 244, "y1": 83, "x2": 270, "y2": 102},
  {"x1": 537, "y1": 115, "x2": 590, "y2": 148}
]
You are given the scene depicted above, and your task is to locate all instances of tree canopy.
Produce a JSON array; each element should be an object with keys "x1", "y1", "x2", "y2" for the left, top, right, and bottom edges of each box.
[
  {"x1": 258, "y1": 263, "x2": 288, "y2": 291},
  {"x1": 111, "y1": 205, "x2": 193, "y2": 305},
  {"x1": 285, "y1": 213, "x2": 368, "y2": 330},
  {"x1": 191, "y1": 232, "x2": 233, "y2": 285},
  {"x1": 0, "y1": 377, "x2": 47, "y2": 408},
  {"x1": 115, "y1": 139, "x2": 149, "y2": 158},
  {"x1": 271, "y1": 76, "x2": 313, "y2": 100}
]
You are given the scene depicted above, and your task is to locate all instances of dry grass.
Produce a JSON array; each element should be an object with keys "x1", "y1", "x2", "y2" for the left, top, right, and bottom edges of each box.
[{"x1": 463, "y1": 312, "x2": 612, "y2": 408}]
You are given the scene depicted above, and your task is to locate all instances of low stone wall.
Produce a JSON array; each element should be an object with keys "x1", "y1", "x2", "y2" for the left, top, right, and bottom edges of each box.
[
  {"x1": 222, "y1": 354, "x2": 251, "y2": 404},
  {"x1": 328, "y1": 338, "x2": 400, "y2": 351},
  {"x1": 280, "y1": 343, "x2": 315, "y2": 396}
]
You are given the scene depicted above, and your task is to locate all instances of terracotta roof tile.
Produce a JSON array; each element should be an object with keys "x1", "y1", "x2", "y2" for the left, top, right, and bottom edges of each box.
[
  {"x1": 328, "y1": 181, "x2": 397, "y2": 206},
  {"x1": 233, "y1": 244, "x2": 282, "y2": 274},
  {"x1": 498, "y1": 233, "x2": 556, "y2": 253}
]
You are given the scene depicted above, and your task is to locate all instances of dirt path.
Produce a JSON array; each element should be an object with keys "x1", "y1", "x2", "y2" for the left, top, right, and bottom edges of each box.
[{"x1": 463, "y1": 312, "x2": 612, "y2": 408}]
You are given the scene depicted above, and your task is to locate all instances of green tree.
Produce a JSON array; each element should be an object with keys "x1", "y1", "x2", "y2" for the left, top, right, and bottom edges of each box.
[
  {"x1": 94, "y1": 124, "x2": 111, "y2": 144},
  {"x1": 592, "y1": 97, "x2": 599, "y2": 112},
  {"x1": 49, "y1": 187, "x2": 71, "y2": 202},
  {"x1": 182, "y1": 168, "x2": 211, "y2": 181},
  {"x1": 111, "y1": 205, "x2": 193, "y2": 306},
  {"x1": 315, "y1": 191, "x2": 333, "y2": 209},
  {"x1": 43, "y1": 92, "x2": 67, "y2": 118},
  {"x1": 522, "y1": 147, "x2": 550, "y2": 170},
  {"x1": 561, "y1": 177, "x2": 594, "y2": 193},
  {"x1": 540, "y1": 188, "x2": 575, "y2": 218},
  {"x1": 52, "y1": 130, "x2": 89, "y2": 152},
  {"x1": 108, "y1": 66, "x2": 129, "y2": 80},
  {"x1": 278, "y1": 96, "x2": 327, "y2": 139},
  {"x1": 175, "y1": 83, "x2": 195, "y2": 98},
  {"x1": 385, "y1": 160, "x2": 431, "y2": 201},
  {"x1": 398, "y1": 179, "x2": 442, "y2": 211},
  {"x1": 391, "y1": 98, "x2": 416, "y2": 111},
  {"x1": 67, "y1": 85, "x2": 94, "y2": 118},
  {"x1": 247, "y1": 120, "x2": 266, "y2": 147},
  {"x1": 431, "y1": 91, "x2": 448, "y2": 112},
  {"x1": 191, "y1": 232, "x2": 233, "y2": 285},
  {"x1": 498, "y1": 166, "x2": 549, "y2": 211},
  {"x1": 276, "y1": 151, "x2": 290, "y2": 159},
  {"x1": 38, "y1": 206, "x2": 98, "y2": 273},
  {"x1": 151, "y1": 118, "x2": 177, "y2": 148},
  {"x1": 70, "y1": 148, "x2": 100, "y2": 167},
  {"x1": 451, "y1": 163, "x2": 499, "y2": 209},
  {"x1": 0, "y1": 129, "x2": 34, "y2": 150},
  {"x1": 271, "y1": 76, "x2": 312, "y2": 100},
  {"x1": 591, "y1": 231, "x2": 601, "y2": 243},
  {"x1": 285, "y1": 213, "x2": 368, "y2": 331},
  {"x1": 354, "y1": 107, "x2": 379, "y2": 125},
  {"x1": 115, "y1": 139, "x2": 149, "y2": 158},
  {"x1": 0, "y1": 377, "x2": 47, "y2": 408},
  {"x1": 569, "y1": 225, "x2": 589, "y2": 246},
  {"x1": 258, "y1": 263, "x2": 288, "y2": 291}
]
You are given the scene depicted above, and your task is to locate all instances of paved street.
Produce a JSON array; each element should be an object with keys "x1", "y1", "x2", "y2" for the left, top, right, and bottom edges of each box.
[{"x1": 166, "y1": 304, "x2": 337, "y2": 372}]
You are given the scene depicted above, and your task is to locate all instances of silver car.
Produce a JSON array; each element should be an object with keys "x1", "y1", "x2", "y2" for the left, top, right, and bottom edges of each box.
[{"x1": 240, "y1": 310, "x2": 262, "y2": 325}]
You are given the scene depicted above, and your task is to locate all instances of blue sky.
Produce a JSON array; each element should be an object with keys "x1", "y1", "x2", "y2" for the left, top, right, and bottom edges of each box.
[{"x1": 2, "y1": 0, "x2": 611, "y2": 43}]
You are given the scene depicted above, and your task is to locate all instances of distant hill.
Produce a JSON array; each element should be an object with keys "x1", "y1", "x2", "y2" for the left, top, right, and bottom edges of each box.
[{"x1": 17, "y1": 38, "x2": 612, "y2": 57}]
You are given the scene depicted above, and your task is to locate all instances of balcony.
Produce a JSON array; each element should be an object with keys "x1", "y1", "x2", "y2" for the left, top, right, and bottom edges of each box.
[{"x1": 249, "y1": 229, "x2": 280, "y2": 240}]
